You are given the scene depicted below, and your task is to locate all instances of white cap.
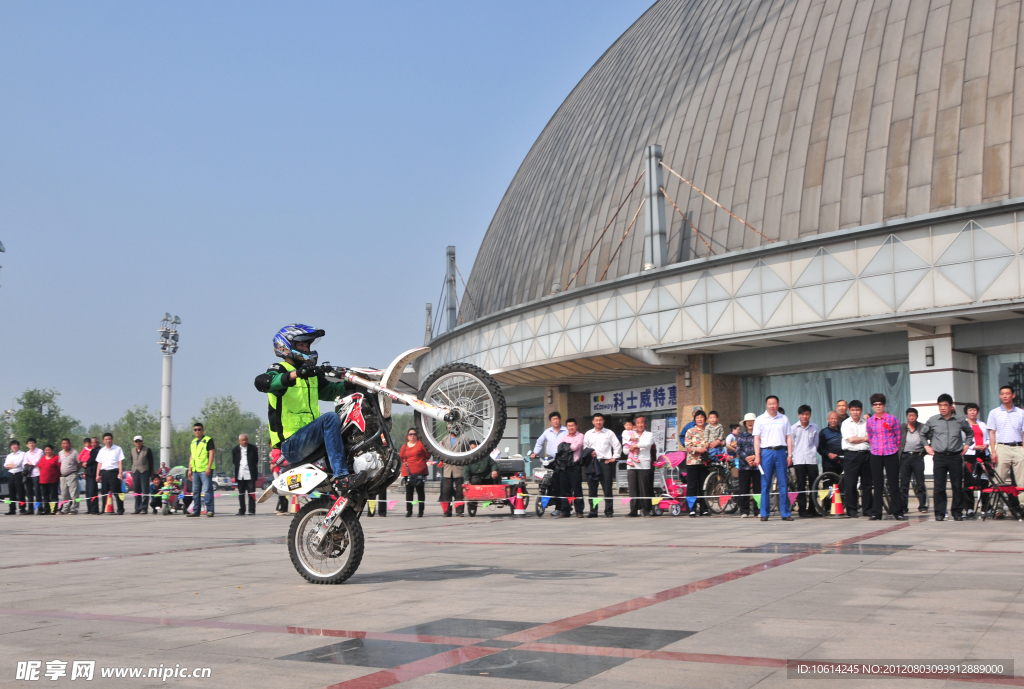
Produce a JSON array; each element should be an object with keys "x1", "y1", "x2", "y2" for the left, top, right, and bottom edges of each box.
[
  {"x1": 743, "y1": 413, "x2": 757, "y2": 422},
  {"x1": 133, "y1": 435, "x2": 143, "y2": 442}
]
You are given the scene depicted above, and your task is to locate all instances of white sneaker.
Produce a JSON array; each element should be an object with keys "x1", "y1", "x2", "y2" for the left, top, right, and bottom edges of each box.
[{"x1": 740, "y1": 513, "x2": 749, "y2": 518}]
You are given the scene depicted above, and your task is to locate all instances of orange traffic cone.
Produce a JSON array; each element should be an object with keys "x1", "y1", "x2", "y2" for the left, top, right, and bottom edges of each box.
[
  {"x1": 513, "y1": 487, "x2": 526, "y2": 516},
  {"x1": 831, "y1": 485, "x2": 844, "y2": 516},
  {"x1": 105, "y1": 494, "x2": 114, "y2": 513},
  {"x1": 288, "y1": 496, "x2": 299, "y2": 514}
]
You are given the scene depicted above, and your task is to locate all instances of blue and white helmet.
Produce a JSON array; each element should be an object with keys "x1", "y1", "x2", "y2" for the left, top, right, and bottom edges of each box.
[{"x1": 273, "y1": 324, "x2": 325, "y2": 365}]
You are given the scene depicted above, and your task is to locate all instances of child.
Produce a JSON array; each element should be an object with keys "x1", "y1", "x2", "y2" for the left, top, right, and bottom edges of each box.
[
  {"x1": 724, "y1": 423, "x2": 741, "y2": 467},
  {"x1": 621, "y1": 422, "x2": 638, "y2": 468},
  {"x1": 705, "y1": 411, "x2": 725, "y2": 460},
  {"x1": 150, "y1": 475, "x2": 163, "y2": 514}
]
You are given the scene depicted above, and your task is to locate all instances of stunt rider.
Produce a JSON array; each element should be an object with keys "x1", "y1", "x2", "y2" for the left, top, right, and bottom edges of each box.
[{"x1": 257, "y1": 324, "x2": 365, "y2": 493}]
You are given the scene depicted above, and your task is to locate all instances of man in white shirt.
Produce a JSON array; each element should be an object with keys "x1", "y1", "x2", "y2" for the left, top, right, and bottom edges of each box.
[
  {"x1": 4, "y1": 440, "x2": 26, "y2": 515},
  {"x1": 626, "y1": 416, "x2": 657, "y2": 517},
  {"x1": 233, "y1": 434, "x2": 259, "y2": 516},
  {"x1": 95, "y1": 433, "x2": 125, "y2": 515},
  {"x1": 583, "y1": 413, "x2": 622, "y2": 517},
  {"x1": 840, "y1": 400, "x2": 872, "y2": 518},
  {"x1": 531, "y1": 412, "x2": 569, "y2": 518},
  {"x1": 753, "y1": 396, "x2": 793, "y2": 521},
  {"x1": 21, "y1": 438, "x2": 43, "y2": 515},
  {"x1": 791, "y1": 405, "x2": 820, "y2": 518},
  {"x1": 987, "y1": 385, "x2": 1024, "y2": 488}
]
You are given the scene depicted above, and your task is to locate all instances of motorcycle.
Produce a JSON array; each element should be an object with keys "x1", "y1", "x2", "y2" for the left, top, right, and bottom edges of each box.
[{"x1": 256, "y1": 347, "x2": 506, "y2": 584}]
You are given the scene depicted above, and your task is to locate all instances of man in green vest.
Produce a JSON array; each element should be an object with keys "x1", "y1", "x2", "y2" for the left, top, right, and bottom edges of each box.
[
  {"x1": 256, "y1": 324, "x2": 365, "y2": 493},
  {"x1": 187, "y1": 422, "x2": 216, "y2": 517}
]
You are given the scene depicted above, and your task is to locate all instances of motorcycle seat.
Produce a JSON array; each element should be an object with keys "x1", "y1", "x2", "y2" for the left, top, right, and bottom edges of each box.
[{"x1": 289, "y1": 444, "x2": 329, "y2": 468}]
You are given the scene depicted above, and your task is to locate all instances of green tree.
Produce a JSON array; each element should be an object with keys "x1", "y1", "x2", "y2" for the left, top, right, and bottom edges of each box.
[
  {"x1": 112, "y1": 405, "x2": 161, "y2": 470},
  {"x1": 192, "y1": 396, "x2": 260, "y2": 469},
  {"x1": 0, "y1": 409, "x2": 12, "y2": 447},
  {"x1": 170, "y1": 427, "x2": 193, "y2": 468},
  {"x1": 83, "y1": 423, "x2": 111, "y2": 442},
  {"x1": 11, "y1": 389, "x2": 80, "y2": 448},
  {"x1": 391, "y1": 413, "x2": 415, "y2": 441}
]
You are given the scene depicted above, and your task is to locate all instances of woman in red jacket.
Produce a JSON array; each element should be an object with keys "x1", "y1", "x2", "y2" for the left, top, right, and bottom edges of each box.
[
  {"x1": 400, "y1": 429, "x2": 430, "y2": 517},
  {"x1": 37, "y1": 444, "x2": 62, "y2": 515}
]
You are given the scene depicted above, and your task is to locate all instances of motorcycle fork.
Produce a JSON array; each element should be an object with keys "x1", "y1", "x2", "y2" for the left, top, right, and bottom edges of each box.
[{"x1": 310, "y1": 494, "x2": 348, "y2": 549}]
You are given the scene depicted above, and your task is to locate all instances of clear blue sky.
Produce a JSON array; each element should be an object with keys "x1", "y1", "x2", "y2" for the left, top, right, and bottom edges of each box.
[{"x1": 0, "y1": 0, "x2": 652, "y2": 429}]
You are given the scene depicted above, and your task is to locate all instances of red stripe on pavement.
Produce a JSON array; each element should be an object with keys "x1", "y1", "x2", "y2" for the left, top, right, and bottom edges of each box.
[
  {"x1": 0, "y1": 609, "x2": 483, "y2": 646},
  {"x1": 497, "y1": 521, "x2": 913, "y2": 644},
  {"x1": 321, "y1": 646, "x2": 501, "y2": 689},
  {"x1": 515, "y1": 643, "x2": 786, "y2": 668},
  {"x1": 516, "y1": 642, "x2": 649, "y2": 658},
  {"x1": 496, "y1": 550, "x2": 819, "y2": 643}
]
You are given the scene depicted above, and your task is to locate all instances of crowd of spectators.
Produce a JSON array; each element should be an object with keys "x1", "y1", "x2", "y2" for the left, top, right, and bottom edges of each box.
[
  {"x1": 6, "y1": 385, "x2": 1021, "y2": 522},
  {"x1": 3, "y1": 424, "x2": 265, "y2": 518},
  {"x1": 521, "y1": 385, "x2": 1024, "y2": 522}
]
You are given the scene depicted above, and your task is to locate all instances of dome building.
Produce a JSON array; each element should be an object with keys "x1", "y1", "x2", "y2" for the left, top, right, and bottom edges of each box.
[{"x1": 421, "y1": 0, "x2": 1024, "y2": 455}]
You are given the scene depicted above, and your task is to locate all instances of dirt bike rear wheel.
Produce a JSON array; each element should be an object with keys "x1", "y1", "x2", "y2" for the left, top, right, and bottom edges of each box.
[
  {"x1": 288, "y1": 498, "x2": 364, "y2": 585},
  {"x1": 416, "y1": 362, "x2": 506, "y2": 466}
]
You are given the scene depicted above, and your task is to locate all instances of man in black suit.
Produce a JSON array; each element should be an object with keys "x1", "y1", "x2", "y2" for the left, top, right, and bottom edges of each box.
[{"x1": 232, "y1": 434, "x2": 260, "y2": 515}]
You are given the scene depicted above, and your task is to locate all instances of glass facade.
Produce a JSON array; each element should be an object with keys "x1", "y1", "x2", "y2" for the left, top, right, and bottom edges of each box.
[
  {"x1": 978, "y1": 353, "x2": 1024, "y2": 413},
  {"x1": 517, "y1": 405, "x2": 544, "y2": 458},
  {"x1": 741, "y1": 364, "x2": 911, "y2": 427}
]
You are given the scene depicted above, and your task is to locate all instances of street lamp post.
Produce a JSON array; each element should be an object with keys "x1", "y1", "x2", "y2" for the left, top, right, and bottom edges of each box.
[{"x1": 158, "y1": 314, "x2": 180, "y2": 470}]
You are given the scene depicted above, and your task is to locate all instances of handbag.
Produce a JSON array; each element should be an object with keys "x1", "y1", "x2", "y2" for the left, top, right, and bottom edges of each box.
[{"x1": 403, "y1": 451, "x2": 425, "y2": 487}]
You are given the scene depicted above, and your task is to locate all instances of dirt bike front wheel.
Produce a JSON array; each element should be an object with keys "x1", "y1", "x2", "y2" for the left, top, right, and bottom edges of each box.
[
  {"x1": 288, "y1": 498, "x2": 364, "y2": 585},
  {"x1": 415, "y1": 362, "x2": 507, "y2": 467}
]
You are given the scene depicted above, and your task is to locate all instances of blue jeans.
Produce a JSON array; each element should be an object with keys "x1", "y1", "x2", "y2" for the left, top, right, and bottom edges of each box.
[
  {"x1": 760, "y1": 449, "x2": 791, "y2": 518},
  {"x1": 192, "y1": 472, "x2": 214, "y2": 513},
  {"x1": 281, "y1": 412, "x2": 348, "y2": 477}
]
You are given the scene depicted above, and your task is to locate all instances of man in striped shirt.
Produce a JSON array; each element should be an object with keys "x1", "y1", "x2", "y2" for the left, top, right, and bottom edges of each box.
[
  {"x1": 987, "y1": 385, "x2": 1024, "y2": 489},
  {"x1": 866, "y1": 393, "x2": 903, "y2": 521}
]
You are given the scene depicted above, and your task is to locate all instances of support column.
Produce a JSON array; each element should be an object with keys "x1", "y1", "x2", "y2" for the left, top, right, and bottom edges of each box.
[
  {"x1": 543, "y1": 385, "x2": 566, "y2": 426},
  {"x1": 159, "y1": 354, "x2": 172, "y2": 470},
  {"x1": 543, "y1": 386, "x2": 591, "y2": 432},
  {"x1": 675, "y1": 355, "x2": 741, "y2": 430},
  {"x1": 446, "y1": 246, "x2": 457, "y2": 331},
  {"x1": 567, "y1": 392, "x2": 592, "y2": 433},
  {"x1": 643, "y1": 145, "x2": 668, "y2": 270},
  {"x1": 908, "y1": 327, "x2": 978, "y2": 416}
]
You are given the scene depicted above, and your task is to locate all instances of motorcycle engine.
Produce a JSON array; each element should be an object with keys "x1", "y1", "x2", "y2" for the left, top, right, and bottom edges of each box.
[{"x1": 352, "y1": 451, "x2": 384, "y2": 480}]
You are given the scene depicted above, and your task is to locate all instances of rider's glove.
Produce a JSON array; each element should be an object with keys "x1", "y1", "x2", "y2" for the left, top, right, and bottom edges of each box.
[{"x1": 297, "y1": 362, "x2": 318, "y2": 379}]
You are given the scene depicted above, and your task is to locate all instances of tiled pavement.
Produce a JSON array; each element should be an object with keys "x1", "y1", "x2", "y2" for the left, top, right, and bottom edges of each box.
[{"x1": 1, "y1": 508, "x2": 1023, "y2": 688}]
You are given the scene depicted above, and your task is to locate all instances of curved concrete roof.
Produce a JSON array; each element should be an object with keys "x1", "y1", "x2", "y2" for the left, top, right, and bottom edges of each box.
[{"x1": 463, "y1": 0, "x2": 1024, "y2": 322}]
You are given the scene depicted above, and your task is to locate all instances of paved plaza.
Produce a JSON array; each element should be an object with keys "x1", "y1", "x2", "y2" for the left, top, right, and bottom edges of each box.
[{"x1": 2, "y1": 505, "x2": 1024, "y2": 688}]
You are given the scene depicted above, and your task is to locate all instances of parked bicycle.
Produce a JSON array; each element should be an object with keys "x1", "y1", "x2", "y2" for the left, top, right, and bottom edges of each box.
[
  {"x1": 704, "y1": 457, "x2": 796, "y2": 515},
  {"x1": 810, "y1": 469, "x2": 929, "y2": 516}
]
